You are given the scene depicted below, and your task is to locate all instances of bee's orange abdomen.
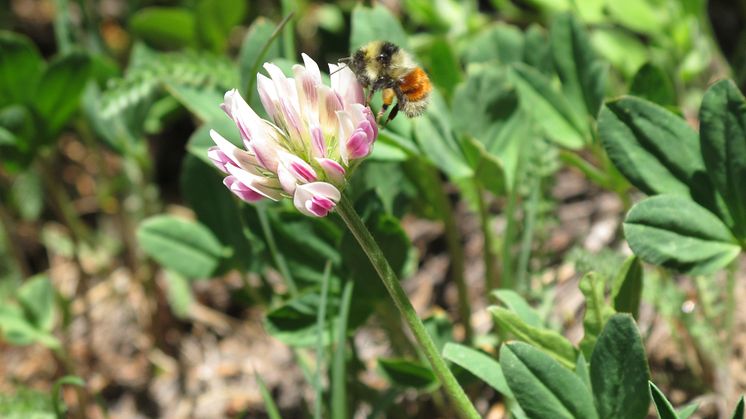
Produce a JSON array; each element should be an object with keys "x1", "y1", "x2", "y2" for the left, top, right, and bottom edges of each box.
[{"x1": 400, "y1": 67, "x2": 432, "y2": 102}]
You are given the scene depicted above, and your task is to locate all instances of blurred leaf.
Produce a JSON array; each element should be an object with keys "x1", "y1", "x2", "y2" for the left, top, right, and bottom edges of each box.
[
  {"x1": 463, "y1": 137, "x2": 506, "y2": 196},
  {"x1": 378, "y1": 358, "x2": 437, "y2": 390},
  {"x1": 510, "y1": 64, "x2": 588, "y2": 149},
  {"x1": 732, "y1": 396, "x2": 744, "y2": 419},
  {"x1": 591, "y1": 29, "x2": 648, "y2": 79},
  {"x1": 164, "y1": 270, "x2": 193, "y2": 318},
  {"x1": 51, "y1": 375, "x2": 84, "y2": 418},
  {"x1": 34, "y1": 52, "x2": 92, "y2": 137},
  {"x1": 443, "y1": 343, "x2": 512, "y2": 396},
  {"x1": 10, "y1": 170, "x2": 43, "y2": 221},
  {"x1": 186, "y1": 118, "x2": 241, "y2": 165},
  {"x1": 598, "y1": 97, "x2": 708, "y2": 198},
  {"x1": 550, "y1": 13, "x2": 606, "y2": 119},
  {"x1": 463, "y1": 24, "x2": 524, "y2": 65},
  {"x1": 606, "y1": 0, "x2": 663, "y2": 35},
  {"x1": 0, "y1": 305, "x2": 60, "y2": 349},
  {"x1": 331, "y1": 280, "x2": 354, "y2": 419},
  {"x1": 678, "y1": 403, "x2": 698, "y2": 419},
  {"x1": 195, "y1": 0, "x2": 246, "y2": 52},
  {"x1": 523, "y1": 25, "x2": 553, "y2": 75},
  {"x1": 239, "y1": 18, "x2": 282, "y2": 97},
  {"x1": 0, "y1": 31, "x2": 44, "y2": 107},
  {"x1": 590, "y1": 314, "x2": 650, "y2": 419},
  {"x1": 578, "y1": 272, "x2": 615, "y2": 358},
  {"x1": 624, "y1": 195, "x2": 740, "y2": 274},
  {"x1": 490, "y1": 306, "x2": 576, "y2": 368},
  {"x1": 500, "y1": 342, "x2": 598, "y2": 419},
  {"x1": 350, "y1": 5, "x2": 408, "y2": 50},
  {"x1": 130, "y1": 7, "x2": 196, "y2": 49},
  {"x1": 419, "y1": 38, "x2": 461, "y2": 98},
  {"x1": 165, "y1": 83, "x2": 225, "y2": 122},
  {"x1": 256, "y1": 373, "x2": 282, "y2": 419},
  {"x1": 0, "y1": 387, "x2": 54, "y2": 419},
  {"x1": 17, "y1": 275, "x2": 55, "y2": 332},
  {"x1": 611, "y1": 256, "x2": 643, "y2": 318},
  {"x1": 423, "y1": 312, "x2": 453, "y2": 353},
  {"x1": 492, "y1": 289, "x2": 542, "y2": 328},
  {"x1": 137, "y1": 215, "x2": 226, "y2": 278},
  {"x1": 699, "y1": 80, "x2": 746, "y2": 239},
  {"x1": 649, "y1": 382, "x2": 678, "y2": 419},
  {"x1": 630, "y1": 63, "x2": 676, "y2": 107}
]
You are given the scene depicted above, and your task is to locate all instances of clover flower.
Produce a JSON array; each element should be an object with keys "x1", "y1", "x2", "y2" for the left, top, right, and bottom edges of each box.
[{"x1": 207, "y1": 54, "x2": 377, "y2": 217}]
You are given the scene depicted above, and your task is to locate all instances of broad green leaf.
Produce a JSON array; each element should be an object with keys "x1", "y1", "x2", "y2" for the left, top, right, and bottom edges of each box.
[
  {"x1": 578, "y1": 272, "x2": 615, "y2": 358},
  {"x1": 490, "y1": 306, "x2": 576, "y2": 368},
  {"x1": 238, "y1": 18, "x2": 282, "y2": 97},
  {"x1": 590, "y1": 29, "x2": 648, "y2": 79},
  {"x1": 699, "y1": 80, "x2": 746, "y2": 239},
  {"x1": 590, "y1": 314, "x2": 650, "y2": 419},
  {"x1": 500, "y1": 342, "x2": 598, "y2": 419},
  {"x1": 575, "y1": 353, "x2": 591, "y2": 391},
  {"x1": 378, "y1": 358, "x2": 437, "y2": 390},
  {"x1": 630, "y1": 63, "x2": 676, "y2": 107},
  {"x1": 732, "y1": 395, "x2": 744, "y2": 419},
  {"x1": 34, "y1": 52, "x2": 92, "y2": 137},
  {"x1": 598, "y1": 97, "x2": 706, "y2": 197},
  {"x1": 649, "y1": 382, "x2": 678, "y2": 419},
  {"x1": 419, "y1": 37, "x2": 461, "y2": 98},
  {"x1": 137, "y1": 215, "x2": 226, "y2": 278},
  {"x1": 443, "y1": 343, "x2": 512, "y2": 396},
  {"x1": 180, "y1": 154, "x2": 252, "y2": 273},
  {"x1": 510, "y1": 64, "x2": 588, "y2": 149},
  {"x1": 163, "y1": 271, "x2": 192, "y2": 318},
  {"x1": 463, "y1": 24, "x2": 525, "y2": 65},
  {"x1": 550, "y1": 13, "x2": 606, "y2": 118},
  {"x1": 523, "y1": 25, "x2": 553, "y2": 75},
  {"x1": 606, "y1": 0, "x2": 663, "y2": 35},
  {"x1": 611, "y1": 256, "x2": 643, "y2": 318},
  {"x1": 17, "y1": 275, "x2": 55, "y2": 332},
  {"x1": 451, "y1": 67, "x2": 518, "y2": 145},
  {"x1": 350, "y1": 5, "x2": 408, "y2": 51},
  {"x1": 164, "y1": 83, "x2": 226, "y2": 122},
  {"x1": 130, "y1": 7, "x2": 196, "y2": 49},
  {"x1": 0, "y1": 31, "x2": 44, "y2": 106},
  {"x1": 195, "y1": 0, "x2": 247, "y2": 52},
  {"x1": 491, "y1": 289, "x2": 542, "y2": 328},
  {"x1": 624, "y1": 195, "x2": 740, "y2": 274}
]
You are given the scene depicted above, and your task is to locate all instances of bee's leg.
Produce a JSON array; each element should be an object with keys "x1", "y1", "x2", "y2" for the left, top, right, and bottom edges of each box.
[
  {"x1": 383, "y1": 101, "x2": 400, "y2": 126},
  {"x1": 366, "y1": 88, "x2": 375, "y2": 106},
  {"x1": 378, "y1": 88, "x2": 396, "y2": 121}
]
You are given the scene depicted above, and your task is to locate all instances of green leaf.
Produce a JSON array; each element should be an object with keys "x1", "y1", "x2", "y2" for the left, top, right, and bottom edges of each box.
[
  {"x1": 136, "y1": 215, "x2": 226, "y2": 278},
  {"x1": 350, "y1": 5, "x2": 408, "y2": 50},
  {"x1": 491, "y1": 289, "x2": 542, "y2": 328},
  {"x1": 195, "y1": 0, "x2": 246, "y2": 52},
  {"x1": 186, "y1": 118, "x2": 241, "y2": 165},
  {"x1": 256, "y1": 373, "x2": 282, "y2": 419},
  {"x1": 611, "y1": 256, "x2": 643, "y2": 318},
  {"x1": 443, "y1": 343, "x2": 512, "y2": 396},
  {"x1": 510, "y1": 64, "x2": 588, "y2": 149},
  {"x1": 500, "y1": 342, "x2": 598, "y2": 419},
  {"x1": 550, "y1": 13, "x2": 606, "y2": 118},
  {"x1": 678, "y1": 403, "x2": 698, "y2": 419},
  {"x1": 523, "y1": 25, "x2": 553, "y2": 75},
  {"x1": 598, "y1": 97, "x2": 707, "y2": 197},
  {"x1": 575, "y1": 353, "x2": 591, "y2": 391},
  {"x1": 10, "y1": 170, "x2": 43, "y2": 221},
  {"x1": 163, "y1": 271, "x2": 193, "y2": 318},
  {"x1": 130, "y1": 7, "x2": 196, "y2": 49},
  {"x1": 0, "y1": 31, "x2": 44, "y2": 106},
  {"x1": 463, "y1": 24, "x2": 525, "y2": 65},
  {"x1": 180, "y1": 154, "x2": 252, "y2": 273},
  {"x1": 34, "y1": 52, "x2": 92, "y2": 137},
  {"x1": 490, "y1": 306, "x2": 576, "y2": 368},
  {"x1": 0, "y1": 305, "x2": 60, "y2": 349},
  {"x1": 590, "y1": 314, "x2": 650, "y2": 419},
  {"x1": 17, "y1": 275, "x2": 55, "y2": 332},
  {"x1": 331, "y1": 281, "x2": 354, "y2": 419},
  {"x1": 630, "y1": 63, "x2": 676, "y2": 107},
  {"x1": 649, "y1": 382, "x2": 678, "y2": 419},
  {"x1": 238, "y1": 18, "x2": 282, "y2": 97},
  {"x1": 51, "y1": 375, "x2": 85, "y2": 418},
  {"x1": 606, "y1": 0, "x2": 663, "y2": 35},
  {"x1": 578, "y1": 272, "x2": 615, "y2": 358},
  {"x1": 378, "y1": 358, "x2": 437, "y2": 390},
  {"x1": 732, "y1": 395, "x2": 744, "y2": 419},
  {"x1": 165, "y1": 83, "x2": 226, "y2": 122},
  {"x1": 623, "y1": 195, "x2": 741, "y2": 274},
  {"x1": 463, "y1": 137, "x2": 506, "y2": 196},
  {"x1": 419, "y1": 37, "x2": 461, "y2": 98},
  {"x1": 590, "y1": 29, "x2": 648, "y2": 79},
  {"x1": 699, "y1": 79, "x2": 746, "y2": 239}
]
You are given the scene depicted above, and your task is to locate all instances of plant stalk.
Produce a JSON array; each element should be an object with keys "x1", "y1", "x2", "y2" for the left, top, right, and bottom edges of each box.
[
  {"x1": 335, "y1": 195, "x2": 480, "y2": 419},
  {"x1": 475, "y1": 184, "x2": 498, "y2": 291}
]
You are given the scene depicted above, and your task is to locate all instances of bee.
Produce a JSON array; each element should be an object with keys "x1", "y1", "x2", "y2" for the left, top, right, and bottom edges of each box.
[{"x1": 341, "y1": 41, "x2": 432, "y2": 123}]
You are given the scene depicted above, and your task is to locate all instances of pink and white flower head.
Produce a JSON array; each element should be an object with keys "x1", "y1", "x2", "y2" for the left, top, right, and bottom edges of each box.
[{"x1": 207, "y1": 54, "x2": 377, "y2": 217}]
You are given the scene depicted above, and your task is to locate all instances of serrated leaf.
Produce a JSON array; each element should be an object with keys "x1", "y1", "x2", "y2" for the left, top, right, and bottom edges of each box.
[
  {"x1": 623, "y1": 195, "x2": 740, "y2": 274},
  {"x1": 137, "y1": 215, "x2": 226, "y2": 278},
  {"x1": 579, "y1": 272, "x2": 615, "y2": 358},
  {"x1": 591, "y1": 315, "x2": 650, "y2": 419},
  {"x1": 649, "y1": 382, "x2": 678, "y2": 419},
  {"x1": 500, "y1": 342, "x2": 598, "y2": 419},
  {"x1": 699, "y1": 80, "x2": 746, "y2": 239},
  {"x1": 490, "y1": 306, "x2": 576, "y2": 368},
  {"x1": 612, "y1": 256, "x2": 643, "y2": 318}
]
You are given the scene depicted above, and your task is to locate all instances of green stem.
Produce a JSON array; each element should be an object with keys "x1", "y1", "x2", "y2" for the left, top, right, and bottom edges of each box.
[
  {"x1": 280, "y1": 0, "x2": 296, "y2": 61},
  {"x1": 335, "y1": 195, "x2": 480, "y2": 419},
  {"x1": 514, "y1": 176, "x2": 539, "y2": 292},
  {"x1": 475, "y1": 184, "x2": 498, "y2": 291},
  {"x1": 331, "y1": 281, "x2": 354, "y2": 419},
  {"x1": 724, "y1": 260, "x2": 739, "y2": 349},
  {"x1": 256, "y1": 203, "x2": 299, "y2": 296},
  {"x1": 53, "y1": 0, "x2": 73, "y2": 53},
  {"x1": 314, "y1": 262, "x2": 332, "y2": 419}
]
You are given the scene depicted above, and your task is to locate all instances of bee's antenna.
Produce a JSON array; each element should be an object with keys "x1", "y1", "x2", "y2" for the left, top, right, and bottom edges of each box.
[{"x1": 330, "y1": 62, "x2": 349, "y2": 76}]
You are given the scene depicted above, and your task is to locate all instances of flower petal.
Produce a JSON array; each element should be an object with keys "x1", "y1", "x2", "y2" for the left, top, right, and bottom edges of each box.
[
  {"x1": 293, "y1": 182, "x2": 341, "y2": 217},
  {"x1": 224, "y1": 175, "x2": 264, "y2": 202},
  {"x1": 316, "y1": 157, "x2": 346, "y2": 185},
  {"x1": 226, "y1": 164, "x2": 283, "y2": 201}
]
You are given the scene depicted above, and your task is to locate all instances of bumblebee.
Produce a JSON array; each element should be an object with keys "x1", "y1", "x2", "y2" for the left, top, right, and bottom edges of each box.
[{"x1": 343, "y1": 41, "x2": 432, "y2": 123}]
